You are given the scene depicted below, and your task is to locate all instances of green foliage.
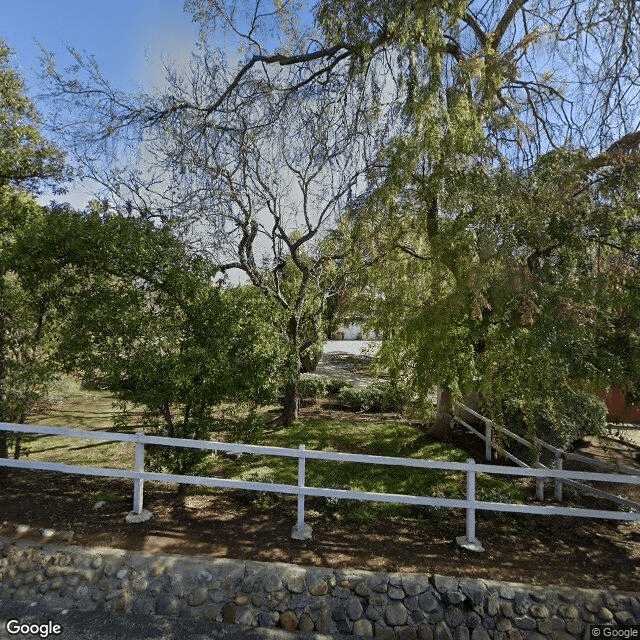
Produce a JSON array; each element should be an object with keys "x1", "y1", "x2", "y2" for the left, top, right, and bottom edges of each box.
[
  {"x1": 297, "y1": 373, "x2": 331, "y2": 399},
  {"x1": 19, "y1": 207, "x2": 286, "y2": 476},
  {"x1": 225, "y1": 404, "x2": 267, "y2": 445},
  {"x1": 348, "y1": 144, "x2": 640, "y2": 439},
  {"x1": 0, "y1": 40, "x2": 65, "y2": 441},
  {"x1": 497, "y1": 388, "x2": 607, "y2": 450},
  {"x1": 336, "y1": 380, "x2": 411, "y2": 412},
  {"x1": 0, "y1": 39, "x2": 64, "y2": 189},
  {"x1": 326, "y1": 377, "x2": 350, "y2": 395}
]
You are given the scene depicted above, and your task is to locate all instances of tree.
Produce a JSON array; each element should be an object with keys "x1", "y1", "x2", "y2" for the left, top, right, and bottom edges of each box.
[
  {"x1": 0, "y1": 38, "x2": 65, "y2": 462},
  {"x1": 42, "y1": 0, "x2": 640, "y2": 436},
  {"x1": 346, "y1": 145, "x2": 639, "y2": 443},
  {"x1": 42, "y1": 39, "x2": 380, "y2": 426},
  {"x1": 21, "y1": 203, "x2": 285, "y2": 477}
]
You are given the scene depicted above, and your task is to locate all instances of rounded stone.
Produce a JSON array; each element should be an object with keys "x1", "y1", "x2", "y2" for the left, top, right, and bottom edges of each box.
[
  {"x1": 598, "y1": 607, "x2": 614, "y2": 621},
  {"x1": 454, "y1": 625, "x2": 470, "y2": 640},
  {"x1": 237, "y1": 608, "x2": 254, "y2": 626},
  {"x1": 298, "y1": 613, "x2": 314, "y2": 633},
  {"x1": 418, "y1": 623, "x2": 434, "y2": 640},
  {"x1": 347, "y1": 596, "x2": 364, "y2": 620},
  {"x1": 221, "y1": 602, "x2": 237, "y2": 624},
  {"x1": 445, "y1": 606, "x2": 465, "y2": 628},
  {"x1": 396, "y1": 627, "x2": 419, "y2": 640},
  {"x1": 388, "y1": 587, "x2": 406, "y2": 600},
  {"x1": 286, "y1": 575, "x2": 306, "y2": 594},
  {"x1": 529, "y1": 604, "x2": 548, "y2": 618},
  {"x1": 132, "y1": 577, "x2": 148, "y2": 593},
  {"x1": 263, "y1": 574, "x2": 283, "y2": 593},
  {"x1": 374, "y1": 623, "x2": 396, "y2": 640},
  {"x1": 16, "y1": 560, "x2": 32, "y2": 573},
  {"x1": 486, "y1": 596, "x2": 499, "y2": 617},
  {"x1": 496, "y1": 617, "x2": 512, "y2": 632},
  {"x1": 565, "y1": 619, "x2": 582, "y2": 635},
  {"x1": 418, "y1": 593, "x2": 440, "y2": 612},
  {"x1": 201, "y1": 604, "x2": 220, "y2": 621},
  {"x1": 280, "y1": 610, "x2": 297, "y2": 630},
  {"x1": 188, "y1": 587, "x2": 208, "y2": 607},
  {"x1": 403, "y1": 576, "x2": 428, "y2": 597},
  {"x1": 514, "y1": 616, "x2": 536, "y2": 630},
  {"x1": 385, "y1": 601, "x2": 409, "y2": 626},
  {"x1": 234, "y1": 593, "x2": 249, "y2": 606},
  {"x1": 307, "y1": 575, "x2": 328, "y2": 596},
  {"x1": 434, "y1": 620, "x2": 454, "y2": 640},
  {"x1": 353, "y1": 618, "x2": 373, "y2": 637}
]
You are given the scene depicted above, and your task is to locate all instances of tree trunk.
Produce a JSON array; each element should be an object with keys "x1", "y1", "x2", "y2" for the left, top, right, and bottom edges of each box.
[
  {"x1": 428, "y1": 385, "x2": 453, "y2": 439},
  {"x1": 281, "y1": 316, "x2": 301, "y2": 426},
  {"x1": 281, "y1": 377, "x2": 300, "y2": 427}
]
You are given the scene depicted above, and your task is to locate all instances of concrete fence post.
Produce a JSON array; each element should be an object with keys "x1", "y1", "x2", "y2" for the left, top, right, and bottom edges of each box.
[
  {"x1": 456, "y1": 458, "x2": 485, "y2": 553},
  {"x1": 291, "y1": 444, "x2": 312, "y2": 540},
  {"x1": 485, "y1": 421, "x2": 492, "y2": 461},
  {"x1": 125, "y1": 429, "x2": 152, "y2": 523},
  {"x1": 555, "y1": 452, "x2": 563, "y2": 502},
  {"x1": 133, "y1": 430, "x2": 145, "y2": 514},
  {"x1": 535, "y1": 443, "x2": 545, "y2": 500}
]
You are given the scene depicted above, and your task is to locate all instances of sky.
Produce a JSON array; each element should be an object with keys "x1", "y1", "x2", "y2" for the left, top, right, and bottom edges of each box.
[{"x1": 1, "y1": 0, "x2": 201, "y2": 208}]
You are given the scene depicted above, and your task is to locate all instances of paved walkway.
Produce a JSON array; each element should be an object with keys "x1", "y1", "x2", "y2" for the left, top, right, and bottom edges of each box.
[{"x1": 315, "y1": 341, "x2": 381, "y2": 389}]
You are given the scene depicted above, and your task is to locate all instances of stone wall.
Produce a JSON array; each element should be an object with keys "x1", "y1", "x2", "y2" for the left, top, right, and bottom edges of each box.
[{"x1": 0, "y1": 538, "x2": 638, "y2": 639}]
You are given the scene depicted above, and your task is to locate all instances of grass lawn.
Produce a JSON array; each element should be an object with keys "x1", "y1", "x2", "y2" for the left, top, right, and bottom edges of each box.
[
  {"x1": 19, "y1": 377, "x2": 137, "y2": 470},
  {"x1": 16, "y1": 378, "x2": 522, "y2": 524},
  {"x1": 198, "y1": 417, "x2": 523, "y2": 524}
]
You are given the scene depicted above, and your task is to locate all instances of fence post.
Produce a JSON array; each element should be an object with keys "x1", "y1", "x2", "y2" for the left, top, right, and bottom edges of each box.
[
  {"x1": 125, "y1": 429, "x2": 152, "y2": 523},
  {"x1": 456, "y1": 458, "x2": 485, "y2": 553},
  {"x1": 535, "y1": 443, "x2": 545, "y2": 500},
  {"x1": 554, "y1": 452, "x2": 563, "y2": 502},
  {"x1": 484, "y1": 421, "x2": 492, "y2": 461},
  {"x1": 291, "y1": 444, "x2": 312, "y2": 540},
  {"x1": 133, "y1": 430, "x2": 145, "y2": 514}
]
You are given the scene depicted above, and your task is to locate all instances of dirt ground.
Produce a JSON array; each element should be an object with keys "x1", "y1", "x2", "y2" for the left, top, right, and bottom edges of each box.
[{"x1": 1, "y1": 409, "x2": 639, "y2": 592}]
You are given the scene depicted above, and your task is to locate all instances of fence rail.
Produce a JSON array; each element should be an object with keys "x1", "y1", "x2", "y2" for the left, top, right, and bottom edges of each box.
[
  {"x1": 454, "y1": 401, "x2": 640, "y2": 512},
  {"x1": 2, "y1": 420, "x2": 640, "y2": 552}
]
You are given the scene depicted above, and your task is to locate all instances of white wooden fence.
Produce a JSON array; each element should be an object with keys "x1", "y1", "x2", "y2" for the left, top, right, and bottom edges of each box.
[
  {"x1": 454, "y1": 401, "x2": 640, "y2": 513},
  {"x1": 1, "y1": 420, "x2": 640, "y2": 553}
]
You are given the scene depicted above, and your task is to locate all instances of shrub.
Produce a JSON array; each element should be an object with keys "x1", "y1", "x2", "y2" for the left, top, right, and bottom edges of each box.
[
  {"x1": 500, "y1": 388, "x2": 607, "y2": 449},
  {"x1": 326, "y1": 378, "x2": 350, "y2": 395},
  {"x1": 336, "y1": 380, "x2": 412, "y2": 412},
  {"x1": 380, "y1": 380, "x2": 413, "y2": 412},
  {"x1": 298, "y1": 373, "x2": 331, "y2": 400},
  {"x1": 336, "y1": 385, "x2": 368, "y2": 411}
]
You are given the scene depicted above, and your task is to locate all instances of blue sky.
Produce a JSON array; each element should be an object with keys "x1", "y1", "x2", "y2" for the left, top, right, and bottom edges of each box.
[
  {"x1": 1, "y1": 0, "x2": 201, "y2": 206},
  {"x1": 2, "y1": 0, "x2": 199, "y2": 97}
]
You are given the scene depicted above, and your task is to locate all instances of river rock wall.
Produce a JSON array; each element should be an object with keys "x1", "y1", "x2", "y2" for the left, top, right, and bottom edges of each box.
[{"x1": 0, "y1": 539, "x2": 638, "y2": 639}]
